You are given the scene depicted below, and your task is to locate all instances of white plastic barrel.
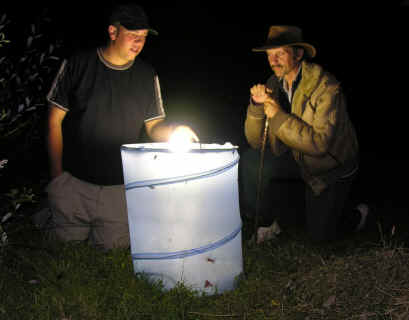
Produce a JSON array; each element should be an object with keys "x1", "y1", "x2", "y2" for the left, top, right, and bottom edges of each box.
[{"x1": 120, "y1": 142, "x2": 243, "y2": 294}]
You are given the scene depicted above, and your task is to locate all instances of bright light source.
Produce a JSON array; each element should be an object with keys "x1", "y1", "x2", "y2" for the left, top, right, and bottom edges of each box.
[{"x1": 168, "y1": 127, "x2": 194, "y2": 152}]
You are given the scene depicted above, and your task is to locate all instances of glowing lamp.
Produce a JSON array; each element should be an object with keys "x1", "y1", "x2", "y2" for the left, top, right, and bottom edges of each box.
[{"x1": 168, "y1": 126, "x2": 196, "y2": 152}]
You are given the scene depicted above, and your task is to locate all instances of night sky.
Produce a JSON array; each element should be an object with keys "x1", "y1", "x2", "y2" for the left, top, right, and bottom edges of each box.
[
  {"x1": 43, "y1": 1, "x2": 407, "y2": 156},
  {"x1": 3, "y1": 2, "x2": 408, "y2": 177},
  {"x1": 4, "y1": 1, "x2": 408, "y2": 152}
]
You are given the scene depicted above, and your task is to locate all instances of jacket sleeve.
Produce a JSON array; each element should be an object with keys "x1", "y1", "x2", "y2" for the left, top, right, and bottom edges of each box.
[
  {"x1": 244, "y1": 100, "x2": 265, "y2": 149},
  {"x1": 269, "y1": 82, "x2": 343, "y2": 157},
  {"x1": 244, "y1": 100, "x2": 290, "y2": 155}
]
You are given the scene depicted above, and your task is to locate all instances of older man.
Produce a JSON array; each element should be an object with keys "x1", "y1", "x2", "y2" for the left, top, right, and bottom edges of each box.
[{"x1": 241, "y1": 25, "x2": 368, "y2": 243}]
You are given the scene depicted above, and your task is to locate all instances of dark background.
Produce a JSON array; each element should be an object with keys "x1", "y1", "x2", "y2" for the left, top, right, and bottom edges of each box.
[
  {"x1": 5, "y1": 1, "x2": 408, "y2": 149},
  {"x1": 42, "y1": 1, "x2": 408, "y2": 153},
  {"x1": 3, "y1": 1, "x2": 409, "y2": 215}
]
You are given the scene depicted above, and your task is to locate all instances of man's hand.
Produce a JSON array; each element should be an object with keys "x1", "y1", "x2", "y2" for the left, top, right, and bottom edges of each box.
[
  {"x1": 146, "y1": 119, "x2": 199, "y2": 143},
  {"x1": 250, "y1": 84, "x2": 280, "y2": 118},
  {"x1": 264, "y1": 98, "x2": 280, "y2": 118},
  {"x1": 170, "y1": 125, "x2": 199, "y2": 143},
  {"x1": 250, "y1": 84, "x2": 270, "y2": 104}
]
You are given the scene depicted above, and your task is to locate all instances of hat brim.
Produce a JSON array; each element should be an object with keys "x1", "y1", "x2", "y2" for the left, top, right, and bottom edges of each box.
[{"x1": 252, "y1": 42, "x2": 316, "y2": 58}]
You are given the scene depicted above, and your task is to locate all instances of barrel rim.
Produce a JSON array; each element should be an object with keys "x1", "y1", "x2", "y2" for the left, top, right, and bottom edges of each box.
[{"x1": 121, "y1": 142, "x2": 238, "y2": 152}]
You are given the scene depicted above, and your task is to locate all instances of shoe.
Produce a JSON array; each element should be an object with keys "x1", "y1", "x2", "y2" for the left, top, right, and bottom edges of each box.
[
  {"x1": 257, "y1": 220, "x2": 281, "y2": 244},
  {"x1": 32, "y1": 207, "x2": 52, "y2": 229},
  {"x1": 355, "y1": 203, "x2": 370, "y2": 232}
]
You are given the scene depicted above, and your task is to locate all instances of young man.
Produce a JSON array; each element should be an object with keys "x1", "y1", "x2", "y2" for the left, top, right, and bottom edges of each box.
[
  {"x1": 44, "y1": 4, "x2": 198, "y2": 250},
  {"x1": 241, "y1": 25, "x2": 368, "y2": 243}
]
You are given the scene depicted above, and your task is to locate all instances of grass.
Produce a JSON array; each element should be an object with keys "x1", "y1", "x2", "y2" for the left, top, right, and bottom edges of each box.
[{"x1": 1, "y1": 207, "x2": 408, "y2": 320}]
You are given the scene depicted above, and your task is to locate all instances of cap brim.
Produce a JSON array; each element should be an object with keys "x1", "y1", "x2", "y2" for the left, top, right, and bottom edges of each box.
[{"x1": 119, "y1": 22, "x2": 158, "y2": 36}]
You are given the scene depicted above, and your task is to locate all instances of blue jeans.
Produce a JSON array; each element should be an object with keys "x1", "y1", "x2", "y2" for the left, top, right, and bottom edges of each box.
[{"x1": 239, "y1": 148, "x2": 357, "y2": 242}]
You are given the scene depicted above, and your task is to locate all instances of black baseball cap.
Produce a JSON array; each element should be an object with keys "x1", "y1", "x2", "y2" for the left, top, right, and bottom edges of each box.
[{"x1": 109, "y1": 3, "x2": 158, "y2": 35}]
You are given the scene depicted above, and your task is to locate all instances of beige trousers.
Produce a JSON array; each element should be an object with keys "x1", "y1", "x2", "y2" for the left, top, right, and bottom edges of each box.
[{"x1": 46, "y1": 172, "x2": 130, "y2": 250}]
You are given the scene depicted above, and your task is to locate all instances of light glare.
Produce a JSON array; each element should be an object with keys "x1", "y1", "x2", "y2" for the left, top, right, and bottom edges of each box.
[{"x1": 169, "y1": 127, "x2": 194, "y2": 152}]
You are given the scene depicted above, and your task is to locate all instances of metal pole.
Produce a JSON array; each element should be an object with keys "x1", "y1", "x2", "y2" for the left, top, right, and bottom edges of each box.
[{"x1": 253, "y1": 117, "x2": 269, "y2": 240}]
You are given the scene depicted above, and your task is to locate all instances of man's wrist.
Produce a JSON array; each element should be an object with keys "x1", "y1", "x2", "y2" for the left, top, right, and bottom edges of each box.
[{"x1": 250, "y1": 97, "x2": 264, "y2": 106}]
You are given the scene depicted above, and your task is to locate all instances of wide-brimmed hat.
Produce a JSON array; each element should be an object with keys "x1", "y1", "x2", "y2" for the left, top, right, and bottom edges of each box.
[
  {"x1": 109, "y1": 4, "x2": 158, "y2": 36},
  {"x1": 252, "y1": 25, "x2": 316, "y2": 58}
]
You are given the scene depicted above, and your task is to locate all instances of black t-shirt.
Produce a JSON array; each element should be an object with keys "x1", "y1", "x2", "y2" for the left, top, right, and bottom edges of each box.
[{"x1": 47, "y1": 49, "x2": 165, "y2": 185}]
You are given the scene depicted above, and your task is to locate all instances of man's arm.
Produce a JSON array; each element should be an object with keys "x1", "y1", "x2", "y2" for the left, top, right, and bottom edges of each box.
[
  {"x1": 47, "y1": 105, "x2": 66, "y2": 179},
  {"x1": 269, "y1": 87, "x2": 340, "y2": 157},
  {"x1": 145, "y1": 118, "x2": 172, "y2": 142},
  {"x1": 245, "y1": 83, "x2": 290, "y2": 155}
]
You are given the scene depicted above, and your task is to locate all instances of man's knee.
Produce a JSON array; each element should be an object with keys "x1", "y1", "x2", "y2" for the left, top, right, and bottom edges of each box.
[
  {"x1": 91, "y1": 223, "x2": 130, "y2": 250},
  {"x1": 45, "y1": 218, "x2": 90, "y2": 243}
]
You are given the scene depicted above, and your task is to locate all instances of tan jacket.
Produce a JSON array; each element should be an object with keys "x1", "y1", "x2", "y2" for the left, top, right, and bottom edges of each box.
[{"x1": 245, "y1": 61, "x2": 359, "y2": 195}]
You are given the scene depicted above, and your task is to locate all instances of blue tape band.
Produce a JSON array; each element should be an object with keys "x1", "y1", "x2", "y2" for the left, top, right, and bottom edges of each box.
[
  {"x1": 132, "y1": 224, "x2": 241, "y2": 261},
  {"x1": 125, "y1": 157, "x2": 239, "y2": 190}
]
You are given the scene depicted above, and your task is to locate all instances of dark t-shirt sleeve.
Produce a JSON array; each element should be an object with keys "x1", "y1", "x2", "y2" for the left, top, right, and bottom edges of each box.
[
  {"x1": 144, "y1": 74, "x2": 166, "y2": 122},
  {"x1": 46, "y1": 59, "x2": 72, "y2": 111}
]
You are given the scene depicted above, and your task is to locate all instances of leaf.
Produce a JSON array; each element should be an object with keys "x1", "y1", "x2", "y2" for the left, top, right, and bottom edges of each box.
[
  {"x1": 0, "y1": 159, "x2": 8, "y2": 169},
  {"x1": 27, "y1": 36, "x2": 33, "y2": 48},
  {"x1": 1, "y1": 212, "x2": 12, "y2": 223},
  {"x1": 0, "y1": 229, "x2": 7, "y2": 246},
  {"x1": 323, "y1": 295, "x2": 336, "y2": 309},
  {"x1": 29, "y1": 73, "x2": 38, "y2": 81}
]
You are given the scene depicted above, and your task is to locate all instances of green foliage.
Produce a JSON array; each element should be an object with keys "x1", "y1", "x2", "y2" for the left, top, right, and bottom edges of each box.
[
  {"x1": 0, "y1": 11, "x2": 61, "y2": 248},
  {"x1": 0, "y1": 12, "x2": 61, "y2": 147},
  {"x1": 0, "y1": 33, "x2": 10, "y2": 48},
  {"x1": 0, "y1": 184, "x2": 36, "y2": 247}
]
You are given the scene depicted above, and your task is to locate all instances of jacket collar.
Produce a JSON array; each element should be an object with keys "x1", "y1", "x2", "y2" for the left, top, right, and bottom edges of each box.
[{"x1": 297, "y1": 61, "x2": 324, "y2": 98}]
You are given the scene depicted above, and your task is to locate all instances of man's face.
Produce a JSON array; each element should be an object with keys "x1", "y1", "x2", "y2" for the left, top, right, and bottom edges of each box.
[
  {"x1": 266, "y1": 46, "x2": 301, "y2": 80},
  {"x1": 109, "y1": 25, "x2": 148, "y2": 64}
]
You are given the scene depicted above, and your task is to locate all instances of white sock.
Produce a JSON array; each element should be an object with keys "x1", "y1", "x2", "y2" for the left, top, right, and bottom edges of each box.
[{"x1": 355, "y1": 203, "x2": 369, "y2": 231}]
